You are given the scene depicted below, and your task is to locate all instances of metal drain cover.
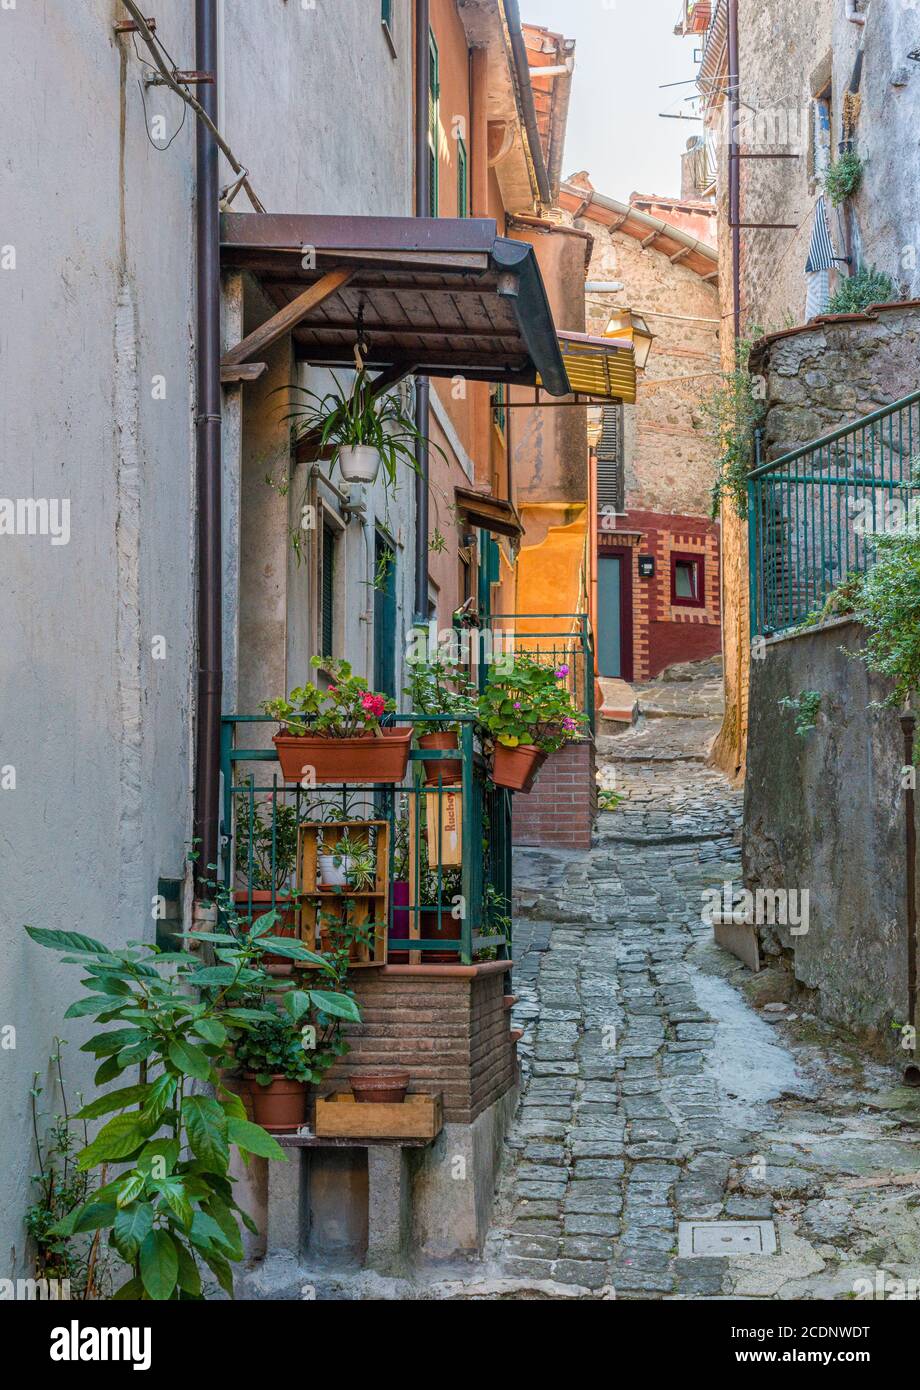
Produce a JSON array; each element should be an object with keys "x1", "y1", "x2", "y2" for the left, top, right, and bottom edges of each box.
[{"x1": 678, "y1": 1220, "x2": 777, "y2": 1258}]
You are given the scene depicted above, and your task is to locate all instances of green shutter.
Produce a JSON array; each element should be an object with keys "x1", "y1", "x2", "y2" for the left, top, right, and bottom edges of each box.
[
  {"x1": 321, "y1": 525, "x2": 335, "y2": 659},
  {"x1": 381, "y1": 0, "x2": 392, "y2": 28},
  {"x1": 373, "y1": 534, "x2": 397, "y2": 700},
  {"x1": 428, "y1": 30, "x2": 440, "y2": 217},
  {"x1": 457, "y1": 136, "x2": 468, "y2": 216}
]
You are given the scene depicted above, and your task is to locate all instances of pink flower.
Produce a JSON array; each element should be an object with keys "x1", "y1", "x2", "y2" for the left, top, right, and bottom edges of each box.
[
  {"x1": 361, "y1": 693, "x2": 386, "y2": 718},
  {"x1": 513, "y1": 702, "x2": 522, "y2": 710},
  {"x1": 555, "y1": 665, "x2": 570, "y2": 679},
  {"x1": 563, "y1": 716, "x2": 577, "y2": 731}
]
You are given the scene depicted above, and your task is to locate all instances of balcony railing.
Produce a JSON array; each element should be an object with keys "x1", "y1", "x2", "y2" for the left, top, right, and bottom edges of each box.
[
  {"x1": 481, "y1": 612, "x2": 596, "y2": 732},
  {"x1": 748, "y1": 390, "x2": 920, "y2": 636},
  {"x1": 219, "y1": 715, "x2": 512, "y2": 969}
]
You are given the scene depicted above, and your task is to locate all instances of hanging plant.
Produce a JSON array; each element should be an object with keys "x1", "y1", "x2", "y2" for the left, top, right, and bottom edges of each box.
[{"x1": 824, "y1": 149, "x2": 864, "y2": 206}]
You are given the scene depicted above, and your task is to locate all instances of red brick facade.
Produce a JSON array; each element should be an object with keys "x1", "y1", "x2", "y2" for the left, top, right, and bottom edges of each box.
[
  {"x1": 599, "y1": 509, "x2": 721, "y2": 681},
  {"x1": 322, "y1": 963, "x2": 517, "y2": 1124},
  {"x1": 512, "y1": 738, "x2": 596, "y2": 850}
]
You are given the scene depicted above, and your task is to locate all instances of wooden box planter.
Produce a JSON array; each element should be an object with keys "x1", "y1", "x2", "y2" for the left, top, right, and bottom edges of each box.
[
  {"x1": 273, "y1": 728, "x2": 412, "y2": 785},
  {"x1": 314, "y1": 1092, "x2": 443, "y2": 1141},
  {"x1": 296, "y1": 821, "x2": 389, "y2": 969}
]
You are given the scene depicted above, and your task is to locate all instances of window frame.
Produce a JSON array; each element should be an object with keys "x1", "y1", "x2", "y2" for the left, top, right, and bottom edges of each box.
[{"x1": 670, "y1": 550, "x2": 706, "y2": 609}]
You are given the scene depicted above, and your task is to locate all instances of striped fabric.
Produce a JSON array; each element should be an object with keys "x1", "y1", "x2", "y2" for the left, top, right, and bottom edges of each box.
[{"x1": 805, "y1": 196, "x2": 835, "y2": 273}]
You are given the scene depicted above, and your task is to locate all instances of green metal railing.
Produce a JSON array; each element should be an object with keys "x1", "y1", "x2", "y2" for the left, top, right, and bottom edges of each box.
[
  {"x1": 481, "y1": 612, "x2": 596, "y2": 732},
  {"x1": 748, "y1": 390, "x2": 920, "y2": 636},
  {"x1": 219, "y1": 715, "x2": 512, "y2": 968}
]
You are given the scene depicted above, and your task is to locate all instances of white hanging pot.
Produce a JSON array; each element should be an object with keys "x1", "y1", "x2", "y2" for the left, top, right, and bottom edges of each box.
[
  {"x1": 337, "y1": 445, "x2": 381, "y2": 484},
  {"x1": 318, "y1": 852, "x2": 351, "y2": 888}
]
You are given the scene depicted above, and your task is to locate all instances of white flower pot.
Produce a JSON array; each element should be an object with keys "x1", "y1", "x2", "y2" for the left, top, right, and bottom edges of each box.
[
  {"x1": 318, "y1": 852, "x2": 351, "y2": 888},
  {"x1": 337, "y1": 445, "x2": 381, "y2": 485}
]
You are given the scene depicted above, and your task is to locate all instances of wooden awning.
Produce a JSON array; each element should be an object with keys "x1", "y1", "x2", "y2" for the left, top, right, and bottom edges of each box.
[
  {"x1": 220, "y1": 213, "x2": 569, "y2": 396},
  {"x1": 454, "y1": 486, "x2": 524, "y2": 539}
]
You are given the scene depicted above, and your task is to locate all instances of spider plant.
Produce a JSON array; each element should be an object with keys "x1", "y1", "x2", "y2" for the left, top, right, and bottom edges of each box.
[{"x1": 283, "y1": 369, "x2": 442, "y2": 489}]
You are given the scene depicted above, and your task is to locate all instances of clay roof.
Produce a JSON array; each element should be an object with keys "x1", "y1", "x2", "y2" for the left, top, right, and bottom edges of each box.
[{"x1": 749, "y1": 299, "x2": 920, "y2": 364}]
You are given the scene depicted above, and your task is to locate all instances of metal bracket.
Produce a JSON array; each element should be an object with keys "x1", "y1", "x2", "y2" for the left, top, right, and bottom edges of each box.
[
  {"x1": 145, "y1": 71, "x2": 214, "y2": 87},
  {"x1": 114, "y1": 17, "x2": 156, "y2": 33}
]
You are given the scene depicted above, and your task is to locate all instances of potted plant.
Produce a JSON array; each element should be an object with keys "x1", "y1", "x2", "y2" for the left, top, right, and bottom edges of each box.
[
  {"x1": 284, "y1": 368, "x2": 436, "y2": 488},
  {"x1": 317, "y1": 829, "x2": 377, "y2": 892},
  {"x1": 234, "y1": 798, "x2": 301, "y2": 968},
  {"x1": 404, "y1": 656, "x2": 479, "y2": 786},
  {"x1": 264, "y1": 656, "x2": 412, "y2": 784},
  {"x1": 479, "y1": 652, "x2": 588, "y2": 793},
  {"x1": 233, "y1": 1003, "x2": 343, "y2": 1132}
]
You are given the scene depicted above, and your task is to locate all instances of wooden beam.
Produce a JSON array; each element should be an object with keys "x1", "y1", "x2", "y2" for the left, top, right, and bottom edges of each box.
[
  {"x1": 220, "y1": 362, "x2": 268, "y2": 384},
  {"x1": 221, "y1": 267, "x2": 354, "y2": 366},
  {"x1": 670, "y1": 247, "x2": 691, "y2": 263},
  {"x1": 640, "y1": 231, "x2": 659, "y2": 248},
  {"x1": 702, "y1": 270, "x2": 719, "y2": 283}
]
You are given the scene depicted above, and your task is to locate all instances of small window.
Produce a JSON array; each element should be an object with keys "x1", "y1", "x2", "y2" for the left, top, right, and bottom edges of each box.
[
  {"x1": 321, "y1": 524, "x2": 336, "y2": 657},
  {"x1": 457, "y1": 136, "x2": 468, "y2": 217},
  {"x1": 670, "y1": 552, "x2": 706, "y2": 608},
  {"x1": 491, "y1": 382, "x2": 506, "y2": 435}
]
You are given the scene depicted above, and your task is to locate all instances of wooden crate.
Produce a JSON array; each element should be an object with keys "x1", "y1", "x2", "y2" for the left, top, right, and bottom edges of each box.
[
  {"x1": 425, "y1": 787, "x2": 462, "y2": 867},
  {"x1": 296, "y1": 820, "x2": 388, "y2": 968},
  {"x1": 314, "y1": 1092, "x2": 443, "y2": 1141}
]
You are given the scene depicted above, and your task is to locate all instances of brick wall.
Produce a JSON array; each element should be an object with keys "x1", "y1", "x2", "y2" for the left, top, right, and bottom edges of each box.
[
  {"x1": 512, "y1": 738, "x2": 596, "y2": 850},
  {"x1": 322, "y1": 963, "x2": 516, "y2": 1125}
]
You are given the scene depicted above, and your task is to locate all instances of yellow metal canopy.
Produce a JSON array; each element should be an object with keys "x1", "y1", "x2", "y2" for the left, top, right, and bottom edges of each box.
[{"x1": 539, "y1": 330, "x2": 637, "y2": 405}]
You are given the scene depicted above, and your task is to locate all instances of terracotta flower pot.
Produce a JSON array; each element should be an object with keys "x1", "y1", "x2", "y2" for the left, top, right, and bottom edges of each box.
[
  {"x1": 350, "y1": 1069, "x2": 410, "y2": 1105},
  {"x1": 273, "y1": 728, "x2": 412, "y2": 785},
  {"x1": 244, "y1": 1075, "x2": 308, "y2": 1132},
  {"x1": 491, "y1": 743, "x2": 547, "y2": 794},
  {"x1": 420, "y1": 907, "x2": 461, "y2": 963},
  {"x1": 233, "y1": 891, "x2": 298, "y2": 973},
  {"x1": 417, "y1": 730, "x2": 462, "y2": 786}
]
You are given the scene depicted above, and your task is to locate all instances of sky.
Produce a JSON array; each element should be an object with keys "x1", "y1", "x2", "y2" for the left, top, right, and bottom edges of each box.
[{"x1": 521, "y1": 0, "x2": 703, "y2": 201}]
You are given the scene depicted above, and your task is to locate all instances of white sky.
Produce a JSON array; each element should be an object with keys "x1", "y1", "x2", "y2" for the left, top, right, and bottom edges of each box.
[{"x1": 522, "y1": 0, "x2": 703, "y2": 200}]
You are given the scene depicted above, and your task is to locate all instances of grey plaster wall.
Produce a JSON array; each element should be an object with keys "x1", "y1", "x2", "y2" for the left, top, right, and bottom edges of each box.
[
  {"x1": 0, "y1": 1, "x2": 197, "y2": 1274},
  {"x1": 744, "y1": 619, "x2": 919, "y2": 1036}
]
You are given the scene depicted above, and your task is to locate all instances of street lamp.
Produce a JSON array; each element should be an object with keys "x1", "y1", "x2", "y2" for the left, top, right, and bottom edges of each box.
[{"x1": 604, "y1": 307, "x2": 655, "y2": 371}]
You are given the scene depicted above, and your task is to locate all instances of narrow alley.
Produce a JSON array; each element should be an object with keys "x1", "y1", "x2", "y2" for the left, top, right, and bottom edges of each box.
[{"x1": 477, "y1": 663, "x2": 920, "y2": 1301}]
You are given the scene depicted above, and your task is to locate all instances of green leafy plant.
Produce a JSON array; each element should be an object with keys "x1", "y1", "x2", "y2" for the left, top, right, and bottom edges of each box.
[
  {"x1": 234, "y1": 797, "x2": 300, "y2": 895},
  {"x1": 26, "y1": 1043, "x2": 112, "y2": 1299},
  {"x1": 826, "y1": 265, "x2": 898, "y2": 315},
  {"x1": 404, "y1": 655, "x2": 479, "y2": 728},
  {"x1": 232, "y1": 1006, "x2": 344, "y2": 1089},
  {"x1": 23, "y1": 911, "x2": 359, "y2": 1300},
  {"x1": 824, "y1": 149, "x2": 864, "y2": 207},
  {"x1": 319, "y1": 830, "x2": 377, "y2": 891},
  {"x1": 697, "y1": 330, "x2": 765, "y2": 519},
  {"x1": 478, "y1": 652, "x2": 587, "y2": 754},
  {"x1": 282, "y1": 369, "x2": 440, "y2": 490},
  {"x1": 598, "y1": 787, "x2": 625, "y2": 812},
  {"x1": 779, "y1": 690, "x2": 822, "y2": 737},
  {"x1": 264, "y1": 657, "x2": 395, "y2": 739}
]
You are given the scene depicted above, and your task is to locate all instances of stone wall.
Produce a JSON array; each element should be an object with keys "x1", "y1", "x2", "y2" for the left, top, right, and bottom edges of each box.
[
  {"x1": 744, "y1": 619, "x2": 919, "y2": 1038},
  {"x1": 512, "y1": 739, "x2": 597, "y2": 851}
]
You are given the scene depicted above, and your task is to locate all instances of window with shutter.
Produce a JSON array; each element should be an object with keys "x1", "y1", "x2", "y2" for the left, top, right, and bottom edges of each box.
[
  {"x1": 321, "y1": 525, "x2": 336, "y2": 659},
  {"x1": 596, "y1": 403, "x2": 624, "y2": 515}
]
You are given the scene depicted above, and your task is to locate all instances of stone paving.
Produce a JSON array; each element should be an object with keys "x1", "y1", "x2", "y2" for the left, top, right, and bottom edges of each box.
[{"x1": 480, "y1": 680, "x2": 920, "y2": 1301}]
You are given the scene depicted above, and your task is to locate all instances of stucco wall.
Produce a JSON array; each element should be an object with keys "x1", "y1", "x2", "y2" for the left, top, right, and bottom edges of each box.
[
  {"x1": 1, "y1": 1, "x2": 197, "y2": 1274},
  {"x1": 744, "y1": 620, "x2": 918, "y2": 1038}
]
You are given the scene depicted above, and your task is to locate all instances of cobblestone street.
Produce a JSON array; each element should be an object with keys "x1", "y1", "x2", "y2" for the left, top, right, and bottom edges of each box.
[{"x1": 475, "y1": 672, "x2": 920, "y2": 1301}]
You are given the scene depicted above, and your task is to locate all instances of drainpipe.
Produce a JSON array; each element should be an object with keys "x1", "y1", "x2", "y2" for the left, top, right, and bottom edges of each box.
[
  {"x1": 727, "y1": 0, "x2": 741, "y2": 342},
  {"x1": 504, "y1": 0, "x2": 553, "y2": 208},
  {"x1": 192, "y1": 0, "x2": 222, "y2": 898},
  {"x1": 902, "y1": 714, "x2": 919, "y2": 1085},
  {"x1": 414, "y1": 0, "x2": 431, "y2": 629}
]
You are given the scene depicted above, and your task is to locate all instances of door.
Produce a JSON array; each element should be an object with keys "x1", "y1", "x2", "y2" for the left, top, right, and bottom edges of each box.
[
  {"x1": 598, "y1": 550, "x2": 633, "y2": 680},
  {"x1": 373, "y1": 533, "x2": 397, "y2": 700}
]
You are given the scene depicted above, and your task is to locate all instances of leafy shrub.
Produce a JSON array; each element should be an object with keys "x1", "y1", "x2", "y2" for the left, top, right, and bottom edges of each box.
[
  {"x1": 826, "y1": 265, "x2": 898, "y2": 315},
  {"x1": 824, "y1": 149, "x2": 864, "y2": 206}
]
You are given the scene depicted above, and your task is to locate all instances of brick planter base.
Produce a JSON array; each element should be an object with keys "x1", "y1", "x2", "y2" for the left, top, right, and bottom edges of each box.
[{"x1": 512, "y1": 738, "x2": 596, "y2": 850}]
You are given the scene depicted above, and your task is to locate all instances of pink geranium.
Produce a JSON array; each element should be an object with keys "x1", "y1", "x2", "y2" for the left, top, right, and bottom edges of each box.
[{"x1": 361, "y1": 693, "x2": 387, "y2": 719}]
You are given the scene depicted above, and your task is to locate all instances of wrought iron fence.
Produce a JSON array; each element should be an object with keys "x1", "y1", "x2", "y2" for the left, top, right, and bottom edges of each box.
[
  {"x1": 481, "y1": 612, "x2": 596, "y2": 732},
  {"x1": 748, "y1": 390, "x2": 920, "y2": 636},
  {"x1": 219, "y1": 714, "x2": 512, "y2": 969}
]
